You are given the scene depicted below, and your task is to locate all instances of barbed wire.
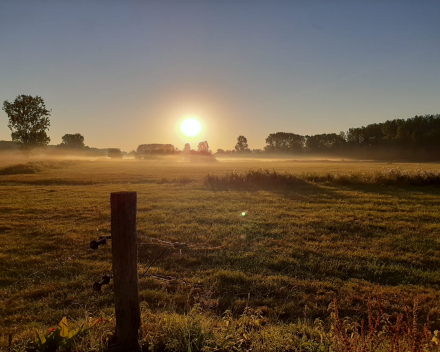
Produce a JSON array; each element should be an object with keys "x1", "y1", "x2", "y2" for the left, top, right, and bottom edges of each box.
[
  {"x1": 139, "y1": 246, "x2": 171, "y2": 278},
  {"x1": 5, "y1": 231, "x2": 221, "y2": 291},
  {"x1": 137, "y1": 231, "x2": 222, "y2": 251}
]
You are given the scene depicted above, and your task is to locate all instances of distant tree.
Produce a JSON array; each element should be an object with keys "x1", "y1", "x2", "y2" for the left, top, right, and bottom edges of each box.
[
  {"x1": 2, "y1": 95, "x2": 51, "y2": 151},
  {"x1": 216, "y1": 149, "x2": 225, "y2": 154},
  {"x1": 346, "y1": 127, "x2": 364, "y2": 146},
  {"x1": 183, "y1": 143, "x2": 191, "y2": 153},
  {"x1": 197, "y1": 141, "x2": 211, "y2": 154},
  {"x1": 235, "y1": 135, "x2": 249, "y2": 152},
  {"x1": 305, "y1": 133, "x2": 346, "y2": 152},
  {"x1": 395, "y1": 125, "x2": 412, "y2": 147},
  {"x1": 264, "y1": 132, "x2": 305, "y2": 153},
  {"x1": 60, "y1": 133, "x2": 85, "y2": 148},
  {"x1": 108, "y1": 148, "x2": 123, "y2": 158},
  {"x1": 381, "y1": 119, "x2": 402, "y2": 142}
]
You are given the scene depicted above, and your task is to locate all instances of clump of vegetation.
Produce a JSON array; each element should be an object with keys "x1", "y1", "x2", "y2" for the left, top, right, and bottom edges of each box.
[
  {"x1": 206, "y1": 167, "x2": 440, "y2": 187},
  {"x1": 29, "y1": 317, "x2": 101, "y2": 352},
  {"x1": 206, "y1": 169, "x2": 306, "y2": 188},
  {"x1": 129, "y1": 306, "x2": 331, "y2": 352},
  {"x1": 139, "y1": 297, "x2": 440, "y2": 351},
  {"x1": 0, "y1": 160, "x2": 80, "y2": 175},
  {"x1": 21, "y1": 299, "x2": 435, "y2": 352},
  {"x1": 306, "y1": 167, "x2": 440, "y2": 186},
  {"x1": 330, "y1": 294, "x2": 439, "y2": 352},
  {"x1": 107, "y1": 148, "x2": 123, "y2": 158}
]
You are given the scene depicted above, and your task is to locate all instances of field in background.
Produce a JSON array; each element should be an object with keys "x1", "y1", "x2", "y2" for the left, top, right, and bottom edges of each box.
[{"x1": 1, "y1": 158, "x2": 440, "y2": 350}]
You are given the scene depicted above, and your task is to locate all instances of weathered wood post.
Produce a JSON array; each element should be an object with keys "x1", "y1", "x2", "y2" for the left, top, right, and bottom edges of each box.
[{"x1": 111, "y1": 192, "x2": 140, "y2": 349}]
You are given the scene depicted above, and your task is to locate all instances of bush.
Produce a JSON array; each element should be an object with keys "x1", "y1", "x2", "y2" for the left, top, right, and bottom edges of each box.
[{"x1": 107, "y1": 148, "x2": 123, "y2": 159}]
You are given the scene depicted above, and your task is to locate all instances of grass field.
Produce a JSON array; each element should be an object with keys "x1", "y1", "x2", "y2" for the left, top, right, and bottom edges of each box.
[{"x1": 1, "y1": 157, "x2": 440, "y2": 351}]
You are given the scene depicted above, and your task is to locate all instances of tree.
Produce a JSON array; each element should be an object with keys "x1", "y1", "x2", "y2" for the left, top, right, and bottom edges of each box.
[
  {"x1": 305, "y1": 133, "x2": 346, "y2": 152},
  {"x1": 2, "y1": 95, "x2": 51, "y2": 151},
  {"x1": 197, "y1": 141, "x2": 211, "y2": 154},
  {"x1": 264, "y1": 132, "x2": 305, "y2": 153},
  {"x1": 235, "y1": 135, "x2": 249, "y2": 152},
  {"x1": 60, "y1": 133, "x2": 85, "y2": 148},
  {"x1": 183, "y1": 143, "x2": 191, "y2": 153},
  {"x1": 346, "y1": 127, "x2": 364, "y2": 146},
  {"x1": 108, "y1": 148, "x2": 123, "y2": 158}
]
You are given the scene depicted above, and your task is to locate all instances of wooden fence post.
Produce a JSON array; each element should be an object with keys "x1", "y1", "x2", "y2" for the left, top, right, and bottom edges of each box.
[{"x1": 111, "y1": 192, "x2": 140, "y2": 349}]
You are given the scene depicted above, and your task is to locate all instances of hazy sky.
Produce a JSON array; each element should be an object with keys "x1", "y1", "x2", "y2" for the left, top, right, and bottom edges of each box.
[{"x1": 1, "y1": 1, "x2": 439, "y2": 152}]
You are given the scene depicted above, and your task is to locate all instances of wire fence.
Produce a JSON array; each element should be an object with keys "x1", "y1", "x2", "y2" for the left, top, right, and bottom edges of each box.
[{"x1": 89, "y1": 231, "x2": 221, "y2": 290}]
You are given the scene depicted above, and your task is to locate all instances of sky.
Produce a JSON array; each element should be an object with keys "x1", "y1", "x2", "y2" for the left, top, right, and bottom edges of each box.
[{"x1": 1, "y1": 0, "x2": 439, "y2": 152}]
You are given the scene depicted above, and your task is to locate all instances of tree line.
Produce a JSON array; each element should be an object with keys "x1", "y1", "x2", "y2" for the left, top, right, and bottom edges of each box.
[
  {"x1": 3, "y1": 95, "x2": 440, "y2": 160},
  {"x1": 215, "y1": 115, "x2": 440, "y2": 160},
  {"x1": 258, "y1": 115, "x2": 440, "y2": 160}
]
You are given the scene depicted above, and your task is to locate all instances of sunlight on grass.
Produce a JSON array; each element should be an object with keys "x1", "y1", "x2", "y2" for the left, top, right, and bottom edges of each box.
[{"x1": 1, "y1": 159, "x2": 440, "y2": 350}]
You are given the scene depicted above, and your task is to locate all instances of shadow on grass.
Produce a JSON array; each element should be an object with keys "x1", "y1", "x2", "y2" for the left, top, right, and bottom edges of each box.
[{"x1": 336, "y1": 182, "x2": 440, "y2": 199}]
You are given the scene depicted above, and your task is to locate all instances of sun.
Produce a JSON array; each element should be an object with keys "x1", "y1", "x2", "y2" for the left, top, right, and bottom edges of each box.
[{"x1": 180, "y1": 117, "x2": 202, "y2": 137}]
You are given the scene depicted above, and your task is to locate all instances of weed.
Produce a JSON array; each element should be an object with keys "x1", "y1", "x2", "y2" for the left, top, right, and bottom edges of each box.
[
  {"x1": 28, "y1": 317, "x2": 101, "y2": 352},
  {"x1": 331, "y1": 293, "x2": 438, "y2": 352}
]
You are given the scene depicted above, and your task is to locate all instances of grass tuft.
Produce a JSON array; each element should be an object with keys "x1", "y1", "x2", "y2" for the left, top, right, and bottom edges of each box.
[
  {"x1": 0, "y1": 161, "x2": 81, "y2": 175},
  {"x1": 206, "y1": 169, "x2": 306, "y2": 188},
  {"x1": 206, "y1": 167, "x2": 440, "y2": 187}
]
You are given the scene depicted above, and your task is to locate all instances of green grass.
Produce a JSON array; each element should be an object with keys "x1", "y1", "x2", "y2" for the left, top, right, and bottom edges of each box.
[{"x1": 1, "y1": 158, "x2": 440, "y2": 350}]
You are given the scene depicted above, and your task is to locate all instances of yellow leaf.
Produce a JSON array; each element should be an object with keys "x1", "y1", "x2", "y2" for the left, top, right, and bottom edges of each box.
[
  {"x1": 35, "y1": 329, "x2": 46, "y2": 345},
  {"x1": 59, "y1": 317, "x2": 69, "y2": 338},
  {"x1": 67, "y1": 325, "x2": 83, "y2": 339}
]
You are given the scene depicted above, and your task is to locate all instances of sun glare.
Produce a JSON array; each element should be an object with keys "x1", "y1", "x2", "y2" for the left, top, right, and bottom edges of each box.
[{"x1": 180, "y1": 117, "x2": 202, "y2": 137}]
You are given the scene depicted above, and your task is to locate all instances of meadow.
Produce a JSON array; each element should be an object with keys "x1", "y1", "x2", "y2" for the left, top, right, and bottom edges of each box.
[{"x1": 1, "y1": 157, "x2": 440, "y2": 351}]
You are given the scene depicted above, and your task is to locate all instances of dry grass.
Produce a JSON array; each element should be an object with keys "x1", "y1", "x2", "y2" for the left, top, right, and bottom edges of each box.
[
  {"x1": 206, "y1": 167, "x2": 440, "y2": 188},
  {"x1": 0, "y1": 160, "x2": 81, "y2": 175},
  {"x1": 1, "y1": 158, "x2": 440, "y2": 350}
]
